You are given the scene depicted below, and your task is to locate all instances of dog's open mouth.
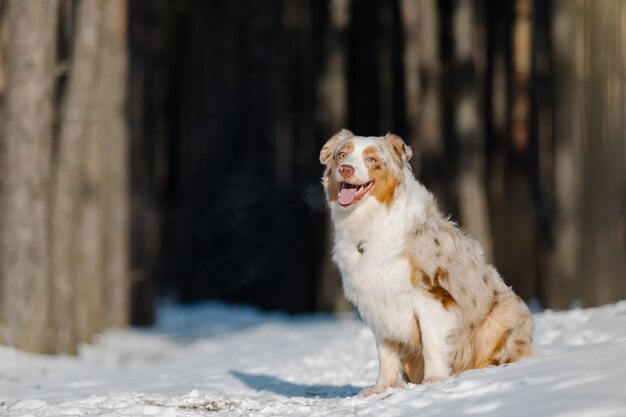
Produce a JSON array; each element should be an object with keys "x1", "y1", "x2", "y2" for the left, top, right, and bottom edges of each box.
[{"x1": 338, "y1": 181, "x2": 374, "y2": 206}]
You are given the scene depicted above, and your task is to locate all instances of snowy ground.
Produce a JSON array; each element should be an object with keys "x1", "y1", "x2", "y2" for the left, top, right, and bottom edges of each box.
[{"x1": 2, "y1": 300, "x2": 626, "y2": 417}]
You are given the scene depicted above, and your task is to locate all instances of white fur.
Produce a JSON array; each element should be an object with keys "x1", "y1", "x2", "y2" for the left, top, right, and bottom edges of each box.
[{"x1": 322, "y1": 132, "x2": 534, "y2": 396}]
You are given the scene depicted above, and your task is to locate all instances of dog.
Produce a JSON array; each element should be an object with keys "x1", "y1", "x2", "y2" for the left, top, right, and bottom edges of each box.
[{"x1": 320, "y1": 130, "x2": 534, "y2": 396}]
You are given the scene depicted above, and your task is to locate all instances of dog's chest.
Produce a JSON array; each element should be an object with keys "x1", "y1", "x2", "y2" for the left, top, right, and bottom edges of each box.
[{"x1": 334, "y1": 238, "x2": 418, "y2": 341}]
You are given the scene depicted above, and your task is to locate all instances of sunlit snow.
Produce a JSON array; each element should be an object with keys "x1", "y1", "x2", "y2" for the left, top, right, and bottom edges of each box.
[{"x1": 2, "y1": 300, "x2": 626, "y2": 416}]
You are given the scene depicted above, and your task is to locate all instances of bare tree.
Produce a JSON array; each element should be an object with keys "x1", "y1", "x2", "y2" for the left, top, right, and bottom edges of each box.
[
  {"x1": 0, "y1": 0, "x2": 59, "y2": 353},
  {"x1": 577, "y1": 0, "x2": 626, "y2": 306},
  {"x1": 316, "y1": 0, "x2": 352, "y2": 312},
  {"x1": 50, "y1": 0, "x2": 104, "y2": 353},
  {"x1": 545, "y1": 0, "x2": 582, "y2": 308},
  {"x1": 400, "y1": 0, "x2": 450, "y2": 217},
  {"x1": 99, "y1": 0, "x2": 130, "y2": 328},
  {"x1": 0, "y1": 0, "x2": 128, "y2": 354},
  {"x1": 452, "y1": 0, "x2": 493, "y2": 260}
]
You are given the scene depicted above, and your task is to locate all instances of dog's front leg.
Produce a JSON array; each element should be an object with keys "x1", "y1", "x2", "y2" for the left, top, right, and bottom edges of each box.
[
  {"x1": 415, "y1": 300, "x2": 456, "y2": 384},
  {"x1": 360, "y1": 339, "x2": 405, "y2": 397}
]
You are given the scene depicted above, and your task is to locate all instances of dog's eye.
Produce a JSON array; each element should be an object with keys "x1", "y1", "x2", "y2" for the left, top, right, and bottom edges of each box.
[
  {"x1": 368, "y1": 157, "x2": 377, "y2": 163},
  {"x1": 338, "y1": 151, "x2": 347, "y2": 159}
]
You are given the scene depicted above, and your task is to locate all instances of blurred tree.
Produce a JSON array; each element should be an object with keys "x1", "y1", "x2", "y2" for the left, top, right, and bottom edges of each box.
[
  {"x1": 128, "y1": 0, "x2": 626, "y2": 315},
  {"x1": 0, "y1": 0, "x2": 129, "y2": 354},
  {"x1": 486, "y1": 0, "x2": 541, "y2": 301},
  {"x1": 450, "y1": 0, "x2": 494, "y2": 261},
  {"x1": 0, "y1": 0, "x2": 59, "y2": 353},
  {"x1": 316, "y1": 0, "x2": 352, "y2": 312},
  {"x1": 50, "y1": 0, "x2": 103, "y2": 352},
  {"x1": 3, "y1": 0, "x2": 625, "y2": 347},
  {"x1": 576, "y1": 0, "x2": 626, "y2": 306},
  {"x1": 547, "y1": 0, "x2": 582, "y2": 308},
  {"x1": 127, "y1": 0, "x2": 168, "y2": 325}
]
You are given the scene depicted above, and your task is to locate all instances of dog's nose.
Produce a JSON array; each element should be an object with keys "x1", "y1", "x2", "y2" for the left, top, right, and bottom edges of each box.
[{"x1": 338, "y1": 164, "x2": 355, "y2": 179}]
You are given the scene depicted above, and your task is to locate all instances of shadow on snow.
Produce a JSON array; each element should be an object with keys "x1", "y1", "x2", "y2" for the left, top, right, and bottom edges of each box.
[{"x1": 231, "y1": 370, "x2": 362, "y2": 399}]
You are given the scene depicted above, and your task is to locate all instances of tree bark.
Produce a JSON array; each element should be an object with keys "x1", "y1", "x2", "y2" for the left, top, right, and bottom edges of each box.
[
  {"x1": 578, "y1": 0, "x2": 626, "y2": 306},
  {"x1": 452, "y1": 0, "x2": 493, "y2": 261},
  {"x1": 316, "y1": 0, "x2": 352, "y2": 312},
  {"x1": 399, "y1": 0, "x2": 420, "y2": 152},
  {"x1": 50, "y1": 0, "x2": 104, "y2": 352},
  {"x1": 400, "y1": 0, "x2": 443, "y2": 162},
  {"x1": 546, "y1": 0, "x2": 583, "y2": 308},
  {"x1": 0, "y1": 0, "x2": 59, "y2": 353},
  {"x1": 97, "y1": 0, "x2": 130, "y2": 328},
  {"x1": 405, "y1": 0, "x2": 449, "y2": 212}
]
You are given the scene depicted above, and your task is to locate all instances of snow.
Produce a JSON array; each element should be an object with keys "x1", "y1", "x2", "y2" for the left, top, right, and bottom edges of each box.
[{"x1": 2, "y1": 300, "x2": 626, "y2": 417}]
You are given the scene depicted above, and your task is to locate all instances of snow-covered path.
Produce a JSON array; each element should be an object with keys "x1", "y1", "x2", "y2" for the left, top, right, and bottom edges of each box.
[{"x1": 2, "y1": 301, "x2": 626, "y2": 417}]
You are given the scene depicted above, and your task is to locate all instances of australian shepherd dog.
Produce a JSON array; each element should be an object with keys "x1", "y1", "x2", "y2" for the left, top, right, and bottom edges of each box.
[{"x1": 320, "y1": 130, "x2": 534, "y2": 396}]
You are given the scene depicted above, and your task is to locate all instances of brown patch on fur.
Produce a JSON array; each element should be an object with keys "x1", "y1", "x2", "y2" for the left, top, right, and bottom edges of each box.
[
  {"x1": 357, "y1": 241, "x2": 365, "y2": 254},
  {"x1": 491, "y1": 329, "x2": 512, "y2": 357},
  {"x1": 427, "y1": 267, "x2": 455, "y2": 310},
  {"x1": 326, "y1": 173, "x2": 340, "y2": 203},
  {"x1": 402, "y1": 353, "x2": 425, "y2": 384},
  {"x1": 434, "y1": 238, "x2": 440, "y2": 246},
  {"x1": 322, "y1": 141, "x2": 354, "y2": 203},
  {"x1": 335, "y1": 140, "x2": 354, "y2": 161},
  {"x1": 452, "y1": 292, "x2": 534, "y2": 375},
  {"x1": 406, "y1": 261, "x2": 456, "y2": 310},
  {"x1": 420, "y1": 269, "x2": 432, "y2": 287},
  {"x1": 434, "y1": 267, "x2": 449, "y2": 284},
  {"x1": 363, "y1": 146, "x2": 398, "y2": 207},
  {"x1": 485, "y1": 328, "x2": 514, "y2": 367},
  {"x1": 384, "y1": 133, "x2": 413, "y2": 164},
  {"x1": 429, "y1": 286, "x2": 456, "y2": 310},
  {"x1": 405, "y1": 254, "x2": 423, "y2": 288},
  {"x1": 384, "y1": 317, "x2": 424, "y2": 384},
  {"x1": 482, "y1": 274, "x2": 489, "y2": 284},
  {"x1": 319, "y1": 129, "x2": 353, "y2": 164}
]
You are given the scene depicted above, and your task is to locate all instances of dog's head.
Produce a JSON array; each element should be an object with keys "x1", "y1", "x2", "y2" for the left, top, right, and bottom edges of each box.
[{"x1": 320, "y1": 130, "x2": 412, "y2": 209}]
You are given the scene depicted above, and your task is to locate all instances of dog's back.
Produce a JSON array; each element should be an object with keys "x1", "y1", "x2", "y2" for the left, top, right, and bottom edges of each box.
[{"x1": 321, "y1": 131, "x2": 534, "y2": 394}]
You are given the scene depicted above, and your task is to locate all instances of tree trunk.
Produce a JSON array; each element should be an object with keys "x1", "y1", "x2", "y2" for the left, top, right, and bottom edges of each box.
[
  {"x1": 546, "y1": 0, "x2": 583, "y2": 308},
  {"x1": 400, "y1": 0, "x2": 443, "y2": 163},
  {"x1": 452, "y1": 0, "x2": 493, "y2": 261},
  {"x1": 487, "y1": 0, "x2": 539, "y2": 300},
  {"x1": 405, "y1": 0, "x2": 449, "y2": 212},
  {"x1": 399, "y1": 0, "x2": 421, "y2": 151},
  {"x1": 0, "y1": 0, "x2": 59, "y2": 353},
  {"x1": 578, "y1": 0, "x2": 626, "y2": 306},
  {"x1": 126, "y1": 0, "x2": 165, "y2": 325},
  {"x1": 97, "y1": 0, "x2": 129, "y2": 328},
  {"x1": 316, "y1": 0, "x2": 352, "y2": 312},
  {"x1": 50, "y1": 0, "x2": 104, "y2": 352}
]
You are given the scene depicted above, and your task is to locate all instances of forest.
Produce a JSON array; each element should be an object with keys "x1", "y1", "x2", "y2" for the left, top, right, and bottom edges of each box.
[{"x1": 0, "y1": 0, "x2": 625, "y2": 354}]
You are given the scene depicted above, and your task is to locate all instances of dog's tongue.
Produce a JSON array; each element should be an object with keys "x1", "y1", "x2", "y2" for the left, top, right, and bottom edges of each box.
[{"x1": 338, "y1": 182, "x2": 358, "y2": 205}]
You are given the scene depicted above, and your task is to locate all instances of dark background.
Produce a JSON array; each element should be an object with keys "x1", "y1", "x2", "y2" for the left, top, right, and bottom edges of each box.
[
  {"x1": 1, "y1": 0, "x2": 625, "y2": 355},
  {"x1": 127, "y1": 0, "x2": 626, "y2": 323}
]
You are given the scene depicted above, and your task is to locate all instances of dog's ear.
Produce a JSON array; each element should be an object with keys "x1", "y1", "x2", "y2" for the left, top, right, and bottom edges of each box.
[
  {"x1": 384, "y1": 133, "x2": 412, "y2": 165},
  {"x1": 320, "y1": 129, "x2": 353, "y2": 164}
]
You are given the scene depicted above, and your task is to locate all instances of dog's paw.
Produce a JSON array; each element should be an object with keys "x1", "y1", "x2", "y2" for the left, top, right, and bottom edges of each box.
[{"x1": 359, "y1": 385, "x2": 391, "y2": 397}]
